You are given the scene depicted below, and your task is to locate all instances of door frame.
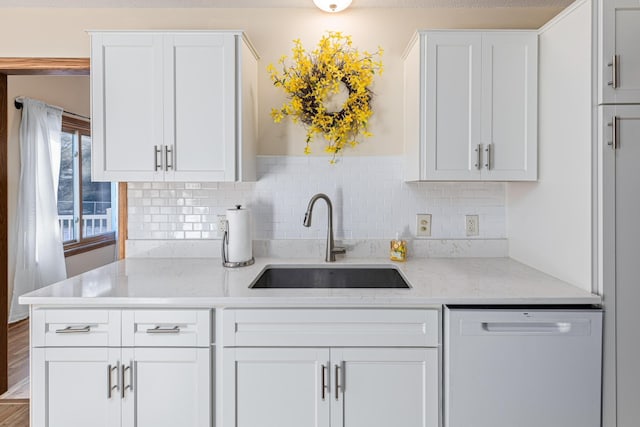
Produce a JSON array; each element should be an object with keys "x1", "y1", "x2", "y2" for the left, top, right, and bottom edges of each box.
[{"x1": 0, "y1": 57, "x2": 90, "y2": 395}]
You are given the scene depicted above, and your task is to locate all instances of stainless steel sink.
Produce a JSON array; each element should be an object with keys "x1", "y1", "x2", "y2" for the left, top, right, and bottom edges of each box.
[{"x1": 250, "y1": 265, "x2": 411, "y2": 289}]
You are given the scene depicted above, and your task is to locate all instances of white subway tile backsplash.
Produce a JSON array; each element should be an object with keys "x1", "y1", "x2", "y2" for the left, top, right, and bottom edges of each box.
[{"x1": 127, "y1": 156, "x2": 506, "y2": 241}]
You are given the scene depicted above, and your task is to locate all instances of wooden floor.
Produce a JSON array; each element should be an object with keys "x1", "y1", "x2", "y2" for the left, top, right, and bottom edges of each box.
[
  {"x1": 1, "y1": 319, "x2": 30, "y2": 400},
  {"x1": 0, "y1": 402, "x2": 29, "y2": 426}
]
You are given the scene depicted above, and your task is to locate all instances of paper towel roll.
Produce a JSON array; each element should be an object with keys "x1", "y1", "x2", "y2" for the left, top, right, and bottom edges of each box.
[{"x1": 226, "y1": 206, "x2": 252, "y2": 263}]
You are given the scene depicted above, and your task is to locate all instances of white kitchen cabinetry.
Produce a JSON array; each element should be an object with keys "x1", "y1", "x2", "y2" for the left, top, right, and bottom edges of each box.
[
  {"x1": 600, "y1": 105, "x2": 640, "y2": 427},
  {"x1": 222, "y1": 309, "x2": 440, "y2": 427},
  {"x1": 31, "y1": 308, "x2": 212, "y2": 427},
  {"x1": 404, "y1": 30, "x2": 537, "y2": 181},
  {"x1": 32, "y1": 347, "x2": 121, "y2": 427},
  {"x1": 600, "y1": 0, "x2": 640, "y2": 104},
  {"x1": 90, "y1": 30, "x2": 257, "y2": 182}
]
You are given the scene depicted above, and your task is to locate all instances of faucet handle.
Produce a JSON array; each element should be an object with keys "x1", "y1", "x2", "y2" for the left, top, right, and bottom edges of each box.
[{"x1": 332, "y1": 246, "x2": 346, "y2": 255}]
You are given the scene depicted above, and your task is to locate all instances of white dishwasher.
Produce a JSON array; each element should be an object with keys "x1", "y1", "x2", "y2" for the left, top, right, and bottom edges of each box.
[{"x1": 445, "y1": 306, "x2": 602, "y2": 427}]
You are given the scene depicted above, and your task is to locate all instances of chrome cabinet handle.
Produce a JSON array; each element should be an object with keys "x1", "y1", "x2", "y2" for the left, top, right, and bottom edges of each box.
[
  {"x1": 165, "y1": 145, "x2": 174, "y2": 171},
  {"x1": 608, "y1": 117, "x2": 619, "y2": 150},
  {"x1": 121, "y1": 364, "x2": 133, "y2": 398},
  {"x1": 146, "y1": 325, "x2": 181, "y2": 334},
  {"x1": 608, "y1": 55, "x2": 619, "y2": 88},
  {"x1": 334, "y1": 364, "x2": 341, "y2": 401},
  {"x1": 154, "y1": 145, "x2": 163, "y2": 171},
  {"x1": 321, "y1": 364, "x2": 328, "y2": 400},
  {"x1": 484, "y1": 144, "x2": 492, "y2": 170},
  {"x1": 55, "y1": 325, "x2": 91, "y2": 334},
  {"x1": 474, "y1": 144, "x2": 481, "y2": 170},
  {"x1": 107, "y1": 362, "x2": 119, "y2": 399}
]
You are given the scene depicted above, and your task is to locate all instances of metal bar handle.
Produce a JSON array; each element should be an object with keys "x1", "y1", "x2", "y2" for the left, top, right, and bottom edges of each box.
[
  {"x1": 474, "y1": 144, "x2": 481, "y2": 170},
  {"x1": 484, "y1": 144, "x2": 492, "y2": 170},
  {"x1": 107, "y1": 365, "x2": 113, "y2": 398},
  {"x1": 165, "y1": 145, "x2": 174, "y2": 171},
  {"x1": 107, "y1": 362, "x2": 119, "y2": 398},
  {"x1": 121, "y1": 365, "x2": 127, "y2": 398},
  {"x1": 334, "y1": 364, "x2": 341, "y2": 401},
  {"x1": 154, "y1": 145, "x2": 163, "y2": 171},
  {"x1": 608, "y1": 55, "x2": 619, "y2": 88},
  {"x1": 55, "y1": 325, "x2": 91, "y2": 334},
  {"x1": 481, "y1": 321, "x2": 571, "y2": 334},
  {"x1": 321, "y1": 364, "x2": 328, "y2": 400},
  {"x1": 608, "y1": 117, "x2": 619, "y2": 150},
  {"x1": 146, "y1": 325, "x2": 181, "y2": 334}
]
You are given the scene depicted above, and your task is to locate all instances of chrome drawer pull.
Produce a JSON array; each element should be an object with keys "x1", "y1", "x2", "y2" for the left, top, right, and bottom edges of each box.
[
  {"x1": 55, "y1": 325, "x2": 91, "y2": 334},
  {"x1": 146, "y1": 325, "x2": 181, "y2": 334}
]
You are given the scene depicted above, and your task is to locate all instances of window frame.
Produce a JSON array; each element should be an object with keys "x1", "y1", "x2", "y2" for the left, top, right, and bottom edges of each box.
[{"x1": 60, "y1": 115, "x2": 116, "y2": 257}]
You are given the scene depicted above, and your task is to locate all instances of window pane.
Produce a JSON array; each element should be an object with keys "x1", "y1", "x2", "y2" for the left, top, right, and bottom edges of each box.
[
  {"x1": 81, "y1": 135, "x2": 114, "y2": 238},
  {"x1": 58, "y1": 131, "x2": 75, "y2": 242}
]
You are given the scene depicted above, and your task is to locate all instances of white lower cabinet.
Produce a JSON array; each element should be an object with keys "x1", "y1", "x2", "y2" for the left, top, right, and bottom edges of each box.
[
  {"x1": 224, "y1": 348, "x2": 330, "y2": 427},
  {"x1": 33, "y1": 347, "x2": 210, "y2": 427},
  {"x1": 31, "y1": 308, "x2": 212, "y2": 427},
  {"x1": 121, "y1": 348, "x2": 211, "y2": 427},
  {"x1": 221, "y1": 308, "x2": 441, "y2": 427},
  {"x1": 32, "y1": 347, "x2": 121, "y2": 427},
  {"x1": 223, "y1": 347, "x2": 438, "y2": 427}
]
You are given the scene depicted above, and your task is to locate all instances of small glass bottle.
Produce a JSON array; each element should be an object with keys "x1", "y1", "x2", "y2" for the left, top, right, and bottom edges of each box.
[{"x1": 390, "y1": 233, "x2": 407, "y2": 262}]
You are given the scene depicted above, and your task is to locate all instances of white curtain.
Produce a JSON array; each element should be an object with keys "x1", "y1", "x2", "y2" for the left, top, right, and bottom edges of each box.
[{"x1": 9, "y1": 98, "x2": 67, "y2": 323}]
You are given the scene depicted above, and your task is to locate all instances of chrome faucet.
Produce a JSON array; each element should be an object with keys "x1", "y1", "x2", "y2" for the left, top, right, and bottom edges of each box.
[{"x1": 303, "y1": 193, "x2": 346, "y2": 262}]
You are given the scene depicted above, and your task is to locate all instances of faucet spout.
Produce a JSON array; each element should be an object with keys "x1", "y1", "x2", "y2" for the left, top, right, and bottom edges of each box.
[{"x1": 303, "y1": 193, "x2": 345, "y2": 262}]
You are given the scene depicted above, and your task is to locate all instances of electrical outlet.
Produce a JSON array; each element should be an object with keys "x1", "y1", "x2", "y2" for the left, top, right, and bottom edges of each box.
[
  {"x1": 416, "y1": 214, "x2": 432, "y2": 237},
  {"x1": 217, "y1": 215, "x2": 227, "y2": 235},
  {"x1": 465, "y1": 215, "x2": 479, "y2": 237}
]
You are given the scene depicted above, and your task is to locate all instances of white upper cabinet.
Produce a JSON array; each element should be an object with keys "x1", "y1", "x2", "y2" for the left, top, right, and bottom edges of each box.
[
  {"x1": 404, "y1": 31, "x2": 538, "y2": 181},
  {"x1": 90, "y1": 31, "x2": 258, "y2": 182},
  {"x1": 600, "y1": 0, "x2": 640, "y2": 104}
]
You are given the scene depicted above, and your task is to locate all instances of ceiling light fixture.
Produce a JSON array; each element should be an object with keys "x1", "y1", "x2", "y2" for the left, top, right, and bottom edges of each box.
[{"x1": 313, "y1": 0, "x2": 352, "y2": 13}]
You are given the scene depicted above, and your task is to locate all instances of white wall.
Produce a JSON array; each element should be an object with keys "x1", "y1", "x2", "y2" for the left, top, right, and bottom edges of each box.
[
  {"x1": 7, "y1": 75, "x2": 116, "y2": 309},
  {"x1": 506, "y1": 0, "x2": 592, "y2": 291}
]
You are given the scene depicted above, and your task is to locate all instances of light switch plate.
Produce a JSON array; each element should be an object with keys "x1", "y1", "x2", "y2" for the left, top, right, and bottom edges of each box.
[{"x1": 416, "y1": 214, "x2": 432, "y2": 237}]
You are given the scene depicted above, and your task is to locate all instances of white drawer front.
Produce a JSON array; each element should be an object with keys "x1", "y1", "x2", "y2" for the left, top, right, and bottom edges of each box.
[
  {"x1": 32, "y1": 309, "x2": 121, "y2": 348},
  {"x1": 122, "y1": 309, "x2": 211, "y2": 347},
  {"x1": 222, "y1": 309, "x2": 440, "y2": 348}
]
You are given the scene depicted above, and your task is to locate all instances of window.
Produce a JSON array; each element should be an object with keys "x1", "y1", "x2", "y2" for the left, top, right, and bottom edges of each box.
[{"x1": 58, "y1": 116, "x2": 118, "y2": 256}]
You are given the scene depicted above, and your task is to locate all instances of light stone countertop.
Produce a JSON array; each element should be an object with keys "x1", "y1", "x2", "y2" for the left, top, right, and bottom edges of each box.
[{"x1": 19, "y1": 257, "x2": 600, "y2": 307}]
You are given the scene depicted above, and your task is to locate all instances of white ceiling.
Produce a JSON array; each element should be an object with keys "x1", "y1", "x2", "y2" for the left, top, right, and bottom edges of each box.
[{"x1": 0, "y1": 0, "x2": 574, "y2": 8}]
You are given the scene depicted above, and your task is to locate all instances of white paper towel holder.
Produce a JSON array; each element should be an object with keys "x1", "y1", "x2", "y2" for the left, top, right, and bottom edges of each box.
[{"x1": 221, "y1": 205, "x2": 255, "y2": 268}]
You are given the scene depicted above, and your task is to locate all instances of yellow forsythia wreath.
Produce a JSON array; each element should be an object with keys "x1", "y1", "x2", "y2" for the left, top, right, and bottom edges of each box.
[{"x1": 268, "y1": 32, "x2": 384, "y2": 163}]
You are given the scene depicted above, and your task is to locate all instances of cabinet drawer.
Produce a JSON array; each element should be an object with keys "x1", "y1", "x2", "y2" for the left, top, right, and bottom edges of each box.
[
  {"x1": 223, "y1": 309, "x2": 440, "y2": 347},
  {"x1": 122, "y1": 309, "x2": 211, "y2": 347},
  {"x1": 32, "y1": 309, "x2": 121, "y2": 348}
]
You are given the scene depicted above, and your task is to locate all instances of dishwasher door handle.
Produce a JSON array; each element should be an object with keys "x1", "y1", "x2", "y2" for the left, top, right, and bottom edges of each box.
[{"x1": 481, "y1": 322, "x2": 572, "y2": 334}]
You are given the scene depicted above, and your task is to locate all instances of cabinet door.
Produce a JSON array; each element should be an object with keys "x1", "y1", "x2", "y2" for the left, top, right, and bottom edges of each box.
[
  {"x1": 32, "y1": 347, "x2": 121, "y2": 427},
  {"x1": 331, "y1": 348, "x2": 439, "y2": 427},
  {"x1": 601, "y1": 0, "x2": 640, "y2": 104},
  {"x1": 91, "y1": 32, "x2": 164, "y2": 182},
  {"x1": 121, "y1": 347, "x2": 211, "y2": 427},
  {"x1": 424, "y1": 32, "x2": 482, "y2": 180},
  {"x1": 601, "y1": 106, "x2": 640, "y2": 426},
  {"x1": 223, "y1": 348, "x2": 330, "y2": 427},
  {"x1": 481, "y1": 33, "x2": 537, "y2": 181},
  {"x1": 164, "y1": 33, "x2": 237, "y2": 182}
]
